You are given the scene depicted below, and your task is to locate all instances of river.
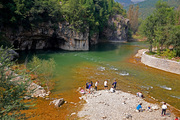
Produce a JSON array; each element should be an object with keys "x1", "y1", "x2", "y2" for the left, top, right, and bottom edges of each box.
[{"x1": 19, "y1": 42, "x2": 180, "y2": 119}]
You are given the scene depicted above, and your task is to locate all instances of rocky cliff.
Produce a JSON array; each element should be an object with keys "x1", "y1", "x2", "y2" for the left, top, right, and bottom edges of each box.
[
  {"x1": 103, "y1": 15, "x2": 129, "y2": 42},
  {"x1": 1, "y1": 15, "x2": 129, "y2": 51},
  {"x1": 1, "y1": 22, "x2": 89, "y2": 51}
]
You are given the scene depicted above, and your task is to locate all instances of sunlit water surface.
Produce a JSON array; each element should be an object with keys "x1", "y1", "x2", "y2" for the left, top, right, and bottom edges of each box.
[{"x1": 19, "y1": 42, "x2": 180, "y2": 118}]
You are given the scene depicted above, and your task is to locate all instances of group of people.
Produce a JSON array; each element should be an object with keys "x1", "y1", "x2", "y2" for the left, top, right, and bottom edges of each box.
[
  {"x1": 81, "y1": 80, "x2": 179, "y2": 119},
  {"x1": 136, "y1": 102, "x2": 178, "y2": 119},
  {"x1": 104, "y1": 80, "x2": 117, "y2": 92},
  {"x1": 83, "y1": 80, "x2": 117, "y2": 93},
  {"x1": 136, "y1": 102, "x2": 167, "y2": 115}
]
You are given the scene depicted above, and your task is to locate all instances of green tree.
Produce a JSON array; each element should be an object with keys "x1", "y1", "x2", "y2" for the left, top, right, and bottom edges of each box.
[
  {"x1": 140, "y1": 0, "x2": 180, "y2": 56},
  {"x1": 127, "y1": 5, "x2": 139, "y2": 33}
]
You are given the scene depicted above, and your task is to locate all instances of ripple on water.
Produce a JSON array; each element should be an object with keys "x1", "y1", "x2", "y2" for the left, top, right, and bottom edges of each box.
[
  {"x1": 140, "y1": 85, "x2": 153, "y2": 90},
  {"x1": 159, "y1": 85, "x2": 172, "y2": 90},
  {"x1": 110, "y1": 66, "x2": 118, "y2": 71},
  {"x1": 170, "y1": 95, "x2": 180, "y2": 99},
  {"x1": 97, "y1": 66, "x2": 106, "y2": 71},
  {"x1": 116, "y1": 71, "x2": 129, "y2": 76}
]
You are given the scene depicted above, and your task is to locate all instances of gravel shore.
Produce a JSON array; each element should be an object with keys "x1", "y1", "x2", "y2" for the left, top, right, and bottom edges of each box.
[{"x1": 78, "y1": 90, "x2": 175, "y2": 120}]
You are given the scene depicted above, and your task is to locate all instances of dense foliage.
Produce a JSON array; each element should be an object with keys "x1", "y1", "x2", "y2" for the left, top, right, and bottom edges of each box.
[
  {"x1": 140, "y1": 1, "x2": 180, "y2": 57},
  {"x1": 0, "y1": 47, "x2": 32, "y2": 119},
  {"x1": 0, "y1": 0, "x2": 126, "y2": 37}
]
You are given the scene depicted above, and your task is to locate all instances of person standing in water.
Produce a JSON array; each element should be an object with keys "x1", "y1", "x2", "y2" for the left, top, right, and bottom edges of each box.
[
  {"x1": 91, "y1": 81, "x2": 93, "y2": 87},
  {"x1": 112, "y1": 80, "x2": 117, "y2": 89},
  {"x1": 104, "y1": 80, "x2": 108, "y2": 90},
  {"x1": 86, "y1": 82, "x2": 89, "y2": 90},
  {"x1": 94, "y1": 81, "x2": 99, "y2": 91}
]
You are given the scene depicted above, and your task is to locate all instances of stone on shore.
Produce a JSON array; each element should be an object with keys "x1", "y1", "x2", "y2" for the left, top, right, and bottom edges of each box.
[
  {"x1": 78, "y1": 90, "x2": 175, "y2": 120},
  {"x1": 49, "y1": 98, "x2": 64, "y2": 107}
]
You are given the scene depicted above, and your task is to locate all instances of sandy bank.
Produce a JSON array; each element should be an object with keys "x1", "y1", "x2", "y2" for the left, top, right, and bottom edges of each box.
[{"x1": 78, "y1": 90, "x2": 175, "y2": 120}]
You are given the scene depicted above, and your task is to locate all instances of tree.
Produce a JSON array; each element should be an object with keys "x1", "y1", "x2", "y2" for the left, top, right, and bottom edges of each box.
[
  {"x1": 127, "y1": 5, "x2": 139, "y2": 33},
  {"x1": 140, "y1": 1, "x2": 180, "y2": 56},
  {"x1": 140, "y1": 15, "x2": 156, "y2": 52},
  {"x1": 0, "y1": 46, "x2": 33, "y2": 119}
]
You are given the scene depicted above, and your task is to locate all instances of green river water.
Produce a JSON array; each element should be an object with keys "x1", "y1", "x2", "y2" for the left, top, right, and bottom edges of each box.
[{"x1": 19, "y1": 42, "x2": 180, "y2": 112}]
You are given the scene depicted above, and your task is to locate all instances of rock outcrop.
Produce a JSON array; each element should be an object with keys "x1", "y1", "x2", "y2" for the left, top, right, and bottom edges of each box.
[
  {"x1": 1, "y1": 16, "x2": 129, "y2": 50},
  {"x1": 103, "y1": 15, "x2": 129, "y2": 42},
  {"x1": 49, "y1": 98, "x2": 64, "y2": 107},
  {"x1": 1, "y1": 22, "x2": 89, "y2": 51}
]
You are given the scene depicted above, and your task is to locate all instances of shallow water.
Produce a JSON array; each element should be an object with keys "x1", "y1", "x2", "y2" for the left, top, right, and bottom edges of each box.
[{"x1": 19, "y1": 42, "x2": 180, "y2": 118}]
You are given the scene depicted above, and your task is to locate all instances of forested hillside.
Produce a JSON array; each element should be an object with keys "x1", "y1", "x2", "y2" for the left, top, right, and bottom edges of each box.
[
  {"x1": 0, "y1": 0, "x2": 126, "y2": 39},
  {"x1": 125, "y1": 0, "x2": 180, "y2": 19},
  {"x1": 114, "y1": 0, "x2": 133, "y2": 7}
]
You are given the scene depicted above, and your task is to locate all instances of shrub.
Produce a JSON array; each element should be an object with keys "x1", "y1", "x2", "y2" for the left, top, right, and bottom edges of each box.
[
  {"x1": 28, "y1": 56, "x2": 56, "y2": 91},
  {"x1": 0, "y1": 46, "x2": 33, "y2": 119}
]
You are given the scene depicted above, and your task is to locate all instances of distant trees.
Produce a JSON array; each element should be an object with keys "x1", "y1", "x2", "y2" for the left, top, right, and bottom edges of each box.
[
  {"x1": 127, "y1": 5, "x2": 139, "y2": 34},
  {"x1": 140, "y1": 1, "x2": 180, "y2": 57}
]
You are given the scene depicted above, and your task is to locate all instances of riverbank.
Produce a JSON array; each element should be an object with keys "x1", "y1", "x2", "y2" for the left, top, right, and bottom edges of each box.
[
  {"x1": 78, "y1": 90, "x2": 176, "y2": 120},
  {"x1": 135, "y1": 49, "x2": 180, "y2": 75}
]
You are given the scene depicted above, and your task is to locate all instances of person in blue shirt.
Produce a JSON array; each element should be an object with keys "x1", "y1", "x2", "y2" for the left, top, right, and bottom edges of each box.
[
  {"x1": 88, "y1": 82, "x2": 92, "y2": 89},
  {"x1": 136, "y1": 103, "x2": 142, "y2": 112},
  {"x1": 112, "y1": 80, "x2": 117, "y2": 89}
]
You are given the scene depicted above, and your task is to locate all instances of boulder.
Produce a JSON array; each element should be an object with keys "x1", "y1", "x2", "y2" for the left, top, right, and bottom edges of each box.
[
  {"x1": 49, "y1": 98, "x2": 64, "y2": 107},
  {"x1": 0, "y1": 48, "x2": 19, "y2": 61}
]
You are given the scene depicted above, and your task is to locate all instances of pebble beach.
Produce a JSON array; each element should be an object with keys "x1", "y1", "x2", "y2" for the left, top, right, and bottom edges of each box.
[{"x1": 78, "y1": 90, "x2": 175, "y2": 120}]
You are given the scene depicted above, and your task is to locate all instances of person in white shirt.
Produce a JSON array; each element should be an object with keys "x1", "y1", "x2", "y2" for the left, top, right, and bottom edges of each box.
[
  {"x1": 110, "y1": 87, "x2": 115, "y2": 93},
  {"x1": 161, "y1": 103, "x2": 167, "y2": 116},
  {"x1": 104, "y1": 80, "x2": 108, "y2": 90},
  {"x1": 94, "y1": 81, "x2": 99, "y2": 91}
]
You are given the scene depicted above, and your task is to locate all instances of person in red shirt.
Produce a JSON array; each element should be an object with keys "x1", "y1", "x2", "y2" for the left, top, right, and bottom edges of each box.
[{"x1": 175, "y1": 117, "x2": 179, "y2": 120}]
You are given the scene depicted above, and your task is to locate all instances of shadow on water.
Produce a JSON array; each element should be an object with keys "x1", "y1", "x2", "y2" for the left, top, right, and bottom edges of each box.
[
  {"x1": 90, "y1": 42, "x2": 124, "y2": 52},
  {"x1": 17, "y1": 42, "x2": 124, "y2": 63}
]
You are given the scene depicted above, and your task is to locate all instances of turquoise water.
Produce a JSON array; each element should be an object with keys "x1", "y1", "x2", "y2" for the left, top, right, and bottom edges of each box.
[{"x1": 19, "y1": 42, "x2": 180, "y2": 110}]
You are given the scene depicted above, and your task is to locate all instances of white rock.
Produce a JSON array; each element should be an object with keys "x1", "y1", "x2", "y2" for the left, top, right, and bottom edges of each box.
[
  {"x1": 71, "y1": 112, "x2": 76, "y2": 116},
  {"x1": 49, "y1": 98, "x2": 64, "y2": 107}
]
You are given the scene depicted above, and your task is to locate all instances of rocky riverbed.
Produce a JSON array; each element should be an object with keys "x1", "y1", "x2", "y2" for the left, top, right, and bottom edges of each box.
[{"x1": 78, "y1": 90, "x2": 175, "y2": 120}]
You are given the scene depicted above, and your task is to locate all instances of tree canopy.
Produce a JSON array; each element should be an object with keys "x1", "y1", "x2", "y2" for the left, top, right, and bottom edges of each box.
[
  {"x1": 0, "y1": 0, "x2": 126, "y2": 37},
  {"x1": 140, "y1": 1, "x2": 180, "y2": 57}
]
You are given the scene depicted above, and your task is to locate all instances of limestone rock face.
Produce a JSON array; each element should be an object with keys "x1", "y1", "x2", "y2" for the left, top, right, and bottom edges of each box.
[
  {"x1": 1, "y1": 16, "x2": 129, "y2": 50},
  {"x1": 2, "y1": 22, "x2": 89, "y2": 51},
  {"x1": 103, "y1": 15, "x2": 129, "y2": 42}
]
